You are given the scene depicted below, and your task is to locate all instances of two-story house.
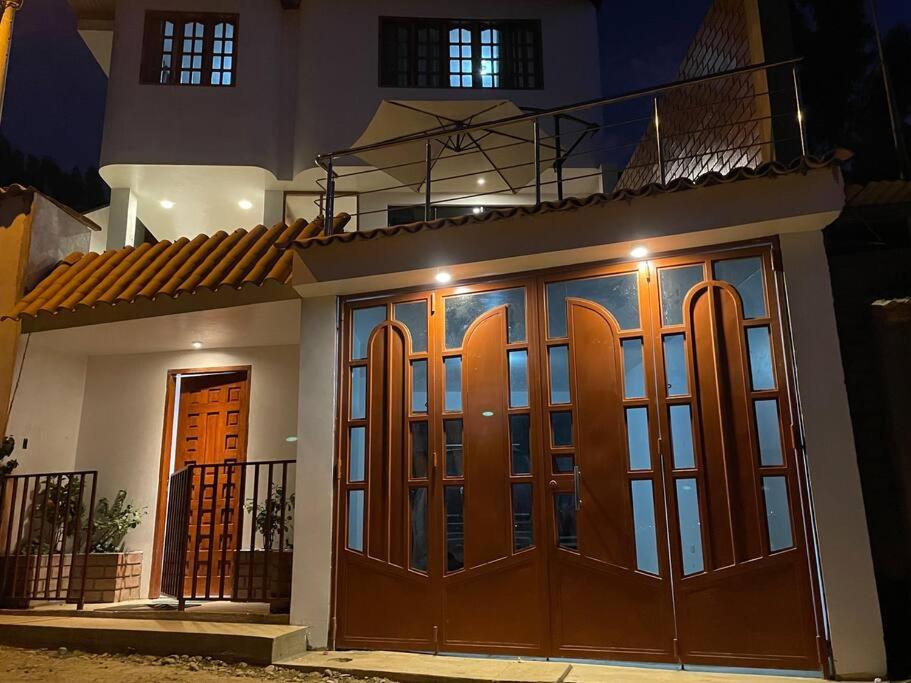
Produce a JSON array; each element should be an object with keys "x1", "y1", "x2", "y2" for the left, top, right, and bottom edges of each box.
[{"x1": 0, "y1": 0, "x2": 889, "y2": 679}]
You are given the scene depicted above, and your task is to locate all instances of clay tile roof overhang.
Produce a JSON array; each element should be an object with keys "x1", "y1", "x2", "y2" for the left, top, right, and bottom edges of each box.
[
  {"x1": 290, "y1": 155, "x2": 842, "y2": 254},
  {"x1": 2, "y1": 215, "x2": 332, "y2": 331}
]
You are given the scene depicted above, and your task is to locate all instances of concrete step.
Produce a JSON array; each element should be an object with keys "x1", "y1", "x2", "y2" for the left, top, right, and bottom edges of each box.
[{"x1": 0, "y1": 614, "x2": 308, "y2": 665}]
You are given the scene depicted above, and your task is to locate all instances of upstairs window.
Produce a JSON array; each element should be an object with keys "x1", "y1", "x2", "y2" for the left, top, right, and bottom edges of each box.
[
  {"x1": 380, "y1": 18, "x2": 542, "y2": 90},
  {"x1": 141, "y1": 12, "x2": 238, "y2": 86}
]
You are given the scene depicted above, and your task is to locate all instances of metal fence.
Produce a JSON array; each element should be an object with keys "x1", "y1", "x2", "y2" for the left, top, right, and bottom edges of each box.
[
  {"x1": 0, "y1": 471, "x2": 97, "y2": 609},
  {"x1": 161, "y1": 460, "x2": 295, "y2": 610},
  {"x1": 315, "y1": 59, "x2": 808, "y2": 233}
]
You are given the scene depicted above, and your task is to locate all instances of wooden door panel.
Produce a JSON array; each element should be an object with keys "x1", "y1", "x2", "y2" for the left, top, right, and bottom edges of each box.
[
  {"x1": 548, "y1": 299, "x2": 676, "y2": 662},
  {"x1": 337, "y1": 320, "x2": 436, "y2": 650},
  {"x1": 669, "y1": 278, "x2": 820, "y2": 670},
  {"x1": 175, "y1": 372, "x2": 248, "y2": 598},
  {"x1": 441, "y1": 306, "x2": 546, "y2": 654}
]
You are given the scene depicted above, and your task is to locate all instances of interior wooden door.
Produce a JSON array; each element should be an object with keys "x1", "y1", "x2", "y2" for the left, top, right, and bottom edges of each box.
[
  {"x1": 650, "y1": 252, "x2": 823, "y2": 672},
  {"x1": 335, "y1": 300, "x2": 438, "y2": 652},
  {"x1": 540, "y1": 269, "x2": 677, "y2": 663},
  {"x1": 174, "y1": 371, "x2": 249, "y2": 598},
  {"x1": 437, "y1": 285, "x2": 547, "y2": 655}
]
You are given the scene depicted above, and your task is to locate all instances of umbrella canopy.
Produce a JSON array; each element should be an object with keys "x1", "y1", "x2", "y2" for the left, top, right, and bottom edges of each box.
[{"x1": 351, "y1": 100, "x2": 546, "y2": 195}]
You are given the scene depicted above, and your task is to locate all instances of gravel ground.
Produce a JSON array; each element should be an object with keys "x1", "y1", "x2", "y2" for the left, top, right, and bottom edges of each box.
[{"x1": 0, "y1": 645, "x2": 391, "y2": 682}]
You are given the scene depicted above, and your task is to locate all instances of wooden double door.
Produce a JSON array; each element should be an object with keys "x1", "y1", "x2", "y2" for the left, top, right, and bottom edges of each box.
[{"x1": 334, "y1": 245, "x2": 826, "y2": 672}]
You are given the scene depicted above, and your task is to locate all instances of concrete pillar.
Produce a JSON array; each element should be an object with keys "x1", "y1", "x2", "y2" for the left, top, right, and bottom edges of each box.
[
  {"x1": 780, "y1": 230, "x2": 887, "y2": 679},
  {"x1": 290, "y1": 295, "x2": 338, "y2": 647},
  {"x1": 263, "y1": 190, "x2": 286, "y2": 228},
  {"x1": 106, "y1": 188, "x2": 140, "y2": 250}
]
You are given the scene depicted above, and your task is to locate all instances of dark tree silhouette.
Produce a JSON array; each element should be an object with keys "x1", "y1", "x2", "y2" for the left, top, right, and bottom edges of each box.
[
  {"x1": 0, "y1": 134, "x2": 108, "y2": 213},
  {"x1": 791, "y1": 0, "x2": 911, "y2": 181}
]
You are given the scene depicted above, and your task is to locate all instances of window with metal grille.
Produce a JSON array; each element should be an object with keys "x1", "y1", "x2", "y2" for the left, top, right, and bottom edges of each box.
[
  {"x1": 380, "y1": 18, "x2": 542, "y2": 89},
  {"x1": 141, "y1": 12, "x2": 239, "y2": 86}
]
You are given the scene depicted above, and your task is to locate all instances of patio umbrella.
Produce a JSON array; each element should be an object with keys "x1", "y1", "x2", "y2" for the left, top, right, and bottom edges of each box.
[{"x1": 350, "y1": 100, "x2": 546, "y2": 196}]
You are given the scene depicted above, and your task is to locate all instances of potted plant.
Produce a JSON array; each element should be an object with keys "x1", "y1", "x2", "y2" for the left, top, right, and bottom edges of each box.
[
  {"x1": 237, "y1": 486, "x2": 294, "y2": 610},
  {"x1": 69, "y1": 490, "x2": 147, "y2": 604}
]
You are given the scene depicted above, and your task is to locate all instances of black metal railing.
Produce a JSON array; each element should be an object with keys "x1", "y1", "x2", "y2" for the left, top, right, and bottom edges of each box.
[
  {"x1": 161, "y1": 460, "x2": 295, "y2": 610},
  {"x1": 0, "y1": 471, "x2": 97, "y2": 609},
  {"x1": 315, "y1": 58, "x2": 808, "y2": 232}
]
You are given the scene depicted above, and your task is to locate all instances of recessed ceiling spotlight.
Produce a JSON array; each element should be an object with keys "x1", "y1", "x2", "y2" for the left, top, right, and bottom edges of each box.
[
  {"x1": 435, "y1": 271, "x2": 452, "y2": 284},
  {"x1": 191, "y1": 340, "x2": 203, "y2": 350},
  {"x1": 630, "y1": 245, "x2": 649, "y2": 259},
  {"x1": 238, "y1": 199, "x2": 254, "y2": 210},
  {"x1": 477, "y1": 177, "x2": 486, "y2": 186},
  {"x1": 160, "y1": 199, "x2": 175, "y2": 210}
]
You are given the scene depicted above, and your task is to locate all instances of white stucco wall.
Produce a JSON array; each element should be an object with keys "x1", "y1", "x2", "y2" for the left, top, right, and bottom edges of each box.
[
  {"x1": 780, "y1": 231, "x2": 887, "y2": 679},
  {"x1": 99, "y1": 0, "x2": 600, "y2": 181},
  {"x1": 290, "y1": 297, "x2": 338, "y2": 647},
  {"x1": 74, "y1": 344, "x2": 300, "y2": 598},
  {"x1": 6, "y1": 344, "x2": 87, "y2": 476}
]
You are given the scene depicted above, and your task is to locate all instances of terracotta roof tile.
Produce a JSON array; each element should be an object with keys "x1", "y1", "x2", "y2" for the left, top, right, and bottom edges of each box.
[
  {"x1": 289, "y1": 155, "x2": 842, "y2": 251},
  {"x1": 3, "y1": 217, "x2": 322, "y2": 322}
]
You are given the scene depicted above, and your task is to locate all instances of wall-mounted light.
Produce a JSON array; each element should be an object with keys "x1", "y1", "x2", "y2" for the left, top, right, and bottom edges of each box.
[
  {"x1": 630, "y1": 245, "x2": 649, "y2": 259},
  {"x1": 285, "y1": 436, "x2": 299, "y2": 443},
  {"x1": 472, "y1": 206, "x2": 485, "y2": 215},
  {"x1": 435, "y1": 271, "x2": 452, "y2": 284},
  {"x1": 160, "y1": 199, "x2": 175, "y2": 210},
  {"x1": 191, "y1": 341, "x2": 203, "y2": 350},
  {"x1": 238, "y1": 199, "x2": 254, "y2": 210}
]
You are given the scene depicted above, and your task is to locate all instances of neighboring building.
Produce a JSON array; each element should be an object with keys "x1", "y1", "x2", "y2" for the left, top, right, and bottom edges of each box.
[{"x1": 0, "y1": 0, "x2": 893, "y2": 681}]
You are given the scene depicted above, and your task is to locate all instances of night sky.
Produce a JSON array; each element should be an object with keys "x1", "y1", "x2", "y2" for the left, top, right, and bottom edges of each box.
[{"x1": 1, "y1": 0, "x2": 908, "y2": 172}]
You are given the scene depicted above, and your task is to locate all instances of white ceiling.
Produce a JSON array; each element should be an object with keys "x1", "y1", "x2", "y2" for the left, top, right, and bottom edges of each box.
[{"x1": 29, "y1": 300, "x2": 301, "y2": 357}]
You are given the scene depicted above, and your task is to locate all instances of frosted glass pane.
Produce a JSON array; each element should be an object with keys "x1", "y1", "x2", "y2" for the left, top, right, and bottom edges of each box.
[
  {"x1": 410, "y1": 488, "x2": 428, "y2": 571},
  {"x1": 551, "y1": 412, "x2": 573, "y2": 447},
  {"x1": 663, "y1": 334, "x2": 688, "y2": 396},
  {"x1": 623, "y1": 339, "x2": 645, "y2": 398},
  {"x1": 549, "y1": 346, "x2": 570, "y2": 404},
  {"x1": 508, "y1": 350, "x2": 529, "y2": 408},
  {"x1": 352, "y1": 306, "x2": 385, "y2": 359},
  {"x1": 444, "y1": 288, "x2": 525, "y2": 349},
  {"x1": 547, "y1": 273, "x2": 640, "y2": 337},
  {"x1": 714, "y1": 257, "x2": 766, "y2": 319},
  {"x1": 349, "y1": 427, "x2": 365, "y2": 482},
  {"x1": 445, "y1": 486, "x2": 465, "y2": 571},
  {"x1": 350, "y1": 366, "x2": 367, "y2": 420},
  {"x1": 763, "y1": 476, "x2": 794, "y2": 551},
  {"x1": 747, "y1": 326, "x2": 775, "y2": 390},
  {"x1": 512, "y1": 483, "x2": 534, "y2": 551},
  {"x1": 444, "y1": 419, "x2": 463, "y2": 477},
  {"x1": 626, "y1": 407, "x2": 651, "y2": 471},
  {"x1": 395, "y1": 301, "x2": 428, "y2": 353},
  {"x1": 348, "y1": 490, "x2": 364, "y2": 552},
  {"x1": 659, "y1": 265, "x2": 704, "y2": 326},
  {"x1": 555, "y1": 493, "x2": 577, "y2": 549},
  {"x1": 670, "y1": 405, "x2": 695, "y2": 469},
  {"x1": 411, "y1": 359, "x2": 428, "y2": 414},
  {"x1": 676, "y1": 479, "x2": 704, "y2": 575},
  {"x1": 631, "y1": 480, "x2": 659, "y2": 575},
  {"x1": 444, "y1": 357, "x2": 462, "y2": 412},
  {"x1": 755, "y1": 399, "x2": 784, "y2": 466},
  {"x1": 411, "y1": 422, "x2": 428, "y2": 479},
  {"x1": 510, "y1": 414, "x2": 531, "y2": 475}
]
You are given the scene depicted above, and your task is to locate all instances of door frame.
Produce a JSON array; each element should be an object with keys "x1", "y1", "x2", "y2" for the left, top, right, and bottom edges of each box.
[
  {"x1": 330, "y1": 237, "x2": 829, "y2": 668},
  {"x1": 149, "y1": 365, "x2": 252, "y2": 599}
]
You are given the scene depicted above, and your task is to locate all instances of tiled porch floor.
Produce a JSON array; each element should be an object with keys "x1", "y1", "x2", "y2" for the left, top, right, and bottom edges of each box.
[
  {"x1": 282, "y1": 650, "x2": 820, "y2": 683},
  {"x1": 4, "y1": 598, "x2": 288, "y2": 623}
]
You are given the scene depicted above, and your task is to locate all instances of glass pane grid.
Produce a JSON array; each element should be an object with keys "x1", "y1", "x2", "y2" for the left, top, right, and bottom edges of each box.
[
  {"x1": 448, "y1": 26, "x2": 474, "y2": 87},
  {"x1": 210, "y1": 22, "x2": 235, "y2": 86}
]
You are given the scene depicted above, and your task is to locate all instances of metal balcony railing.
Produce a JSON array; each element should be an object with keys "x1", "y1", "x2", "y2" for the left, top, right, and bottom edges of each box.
[
  {"x1": 0, "y1": 470, "x2": 98, "y2": 609},
  {"x1": 161, "y1": 460, "x2": 295, "y2": 610},
  {"x1": 315, "y1": 58, "x2": 808, "y2": 233}
]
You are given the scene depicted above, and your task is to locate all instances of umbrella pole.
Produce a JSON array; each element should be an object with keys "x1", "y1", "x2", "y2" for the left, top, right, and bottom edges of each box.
[{"x1": 425, "y1": 141, "x2": 432, "y2": 222}]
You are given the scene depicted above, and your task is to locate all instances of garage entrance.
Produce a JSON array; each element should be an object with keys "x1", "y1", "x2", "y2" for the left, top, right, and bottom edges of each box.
[{"x1": 333, "y1": 243, "x2": 826, "y2": 672}]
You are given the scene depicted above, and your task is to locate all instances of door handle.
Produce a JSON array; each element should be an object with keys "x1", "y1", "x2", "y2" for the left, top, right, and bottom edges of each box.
[{"x1": 573, "y1": 465, "x2": 582, "y2": 511}]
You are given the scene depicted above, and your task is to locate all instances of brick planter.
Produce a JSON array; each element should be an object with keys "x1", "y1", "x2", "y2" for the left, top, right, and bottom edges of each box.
[
  {"x1": 234, "y1": 550, "x2": 292, "y2": 612},
  {"x1": 0, "y1": 551, "x2": 142, "y2": 607}
]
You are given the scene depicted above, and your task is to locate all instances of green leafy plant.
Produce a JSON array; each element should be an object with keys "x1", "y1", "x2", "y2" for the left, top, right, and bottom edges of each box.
[
  {"x1": 0, "y1": 436, "x2": 18, "y2": 476},
  {"x1": 245, "y1": 486, "x2": 294, "y2": 551},
  {"x1": 88, "y1": 490, "x2": 146, "y2": 553},
  {"x1": 18, "y1": 474, "x2": 86, "y2": 554}
]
